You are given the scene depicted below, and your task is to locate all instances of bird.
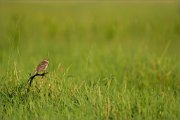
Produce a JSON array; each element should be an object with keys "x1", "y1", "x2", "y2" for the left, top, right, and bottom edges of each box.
[
  {"x1": 28, "y1": 59, "x2": 49, "y2": 87},
  {"x1": 34, "y1": 59, "x2": 49, "y2": 75}
]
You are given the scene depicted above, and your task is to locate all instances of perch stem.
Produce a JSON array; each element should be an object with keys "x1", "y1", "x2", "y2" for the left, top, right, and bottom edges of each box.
[{"x1": 28, "y1": 72, "x2": 48, "y2": 86}]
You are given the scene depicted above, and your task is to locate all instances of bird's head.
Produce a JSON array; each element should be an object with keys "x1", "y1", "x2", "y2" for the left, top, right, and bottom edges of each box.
[{"x1": 43, "y1": 59, "x2": 49, "y2": 64}]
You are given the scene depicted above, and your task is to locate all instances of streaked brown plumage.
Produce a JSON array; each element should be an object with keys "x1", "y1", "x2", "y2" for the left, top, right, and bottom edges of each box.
[{"x1": 34, "y1": 59, "x2": 49, "y2": 74}]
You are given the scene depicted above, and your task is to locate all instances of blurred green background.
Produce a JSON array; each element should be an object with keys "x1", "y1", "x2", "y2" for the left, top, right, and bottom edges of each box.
[{"x1": 0, "y1": 1, "x2": 179, "y2": 67}]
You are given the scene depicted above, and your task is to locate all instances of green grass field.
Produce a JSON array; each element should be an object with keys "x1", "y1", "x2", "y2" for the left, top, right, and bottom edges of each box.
[{"x1": 0, "y1": 1, "x2": 180, "y2": 120}]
